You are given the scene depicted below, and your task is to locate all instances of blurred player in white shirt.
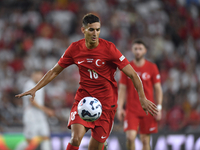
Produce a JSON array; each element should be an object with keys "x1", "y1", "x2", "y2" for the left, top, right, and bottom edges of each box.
[{"x1": 15, "y1": 69, "x2": 54, "y2": 150}]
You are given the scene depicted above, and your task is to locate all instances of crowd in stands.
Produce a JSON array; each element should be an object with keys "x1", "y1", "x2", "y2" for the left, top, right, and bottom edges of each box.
[{"x1": 0, "y1": 0, "x2": 200, "y2": 133}]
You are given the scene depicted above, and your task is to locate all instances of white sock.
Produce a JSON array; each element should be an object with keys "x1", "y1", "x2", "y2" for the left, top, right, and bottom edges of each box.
[
  {"x1": 41, "y1": 139, "x2": 52, "y2": 150},
  {"x1": 15, "y1": 140, "x2": 28, "y2": 150}
]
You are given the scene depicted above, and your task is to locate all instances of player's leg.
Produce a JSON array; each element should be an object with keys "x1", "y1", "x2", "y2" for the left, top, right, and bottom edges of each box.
[
  {"x1": 126, "y1": 130, "x2": 137, "y2": 150},
  {"x1": 67, "y1": 100, "x2": 95, "y2": 150},
  {"x1": 40, "y1": 136, "x2": 51, "y2": 150},
  {"x1": 88, "y1": 136, "x2": 104, "y2": 150},
  {"x1": 88, "y1": 140, "x2": 107, "y2": 150},
  {"x1": 140, "y1": 134, "x2": 151, "y2": 150},
  {"x1": 66, "y1": 123, "x2": 87, "y2": 150},
  {"x1": 14, "y1": 140, "x2": 28, "y2": 150},
  {"x1": 25, "y1": 137, "x2": 43, "y2": 150},
  {"x1": 22, "y1": 120, "x2": 42, "y2": 150},
  {"x1": 21, "y1": 110, "x2": 42, "y2": 150},
  {"x1": 139, "y1": 114, "x2": 158, "y2": 150},
  {"x1": 39, "y1": 120, "x2": 52, "y2": 150},
  {"x1": 89, "y1": 109, "x2": 116, "y2": 150},
  {"x1": 124, "y1": 113, "x2": 140, "y2": 150},
  {"x1": 103, "y1": 141, "x2": 108, "y2": 150}
]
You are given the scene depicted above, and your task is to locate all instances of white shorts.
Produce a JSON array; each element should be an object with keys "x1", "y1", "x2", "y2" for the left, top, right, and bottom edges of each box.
[{"x1": 23, "y1": 108, "x2": 50, "y2": 139}]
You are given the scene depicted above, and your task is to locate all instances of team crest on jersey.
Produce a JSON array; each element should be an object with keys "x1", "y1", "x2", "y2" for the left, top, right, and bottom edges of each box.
[
  {"x1": 95, "y1": 59, "x2": 105, "y2": 67},
  {"x1": 142, "y1": 72, "x2": 151, "y2": 80}
]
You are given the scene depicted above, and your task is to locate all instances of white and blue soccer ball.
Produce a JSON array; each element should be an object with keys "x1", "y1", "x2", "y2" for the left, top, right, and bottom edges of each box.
[{"x1": 77, "y1": 97, "x2": 102, "y2": 122}]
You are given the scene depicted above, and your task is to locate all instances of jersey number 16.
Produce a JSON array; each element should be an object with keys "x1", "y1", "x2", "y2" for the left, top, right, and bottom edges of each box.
[{"x1": 88, "y1": 69, "x2": 98, "y2": 79}]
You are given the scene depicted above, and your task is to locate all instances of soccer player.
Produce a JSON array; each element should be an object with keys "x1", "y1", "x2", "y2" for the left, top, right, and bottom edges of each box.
[
  {"x1": 15, "y1": 70, "x2": 54, "y2": 150},
  {"x1": 117, "y1": 39, "x2": 163, "y2": 150},
  {"x1": 15, "y1": 13, "x2": 158, "y2": 150}
]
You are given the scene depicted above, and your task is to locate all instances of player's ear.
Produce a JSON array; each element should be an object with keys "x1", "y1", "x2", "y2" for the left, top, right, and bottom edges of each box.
[
  {"x1": 144, "y1": 47, "x2": 147, "y2": 54},
  {"x1": 81, "y1": 27, "x2": 85, "y2": 34}
]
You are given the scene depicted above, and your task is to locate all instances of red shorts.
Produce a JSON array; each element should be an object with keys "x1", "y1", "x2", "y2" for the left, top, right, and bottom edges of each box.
[
  {"x1": 68, "y1": 100, "x2": 116, "y2": 143},
  {"x1": 124, "y1": 111, "x2": 158, "y2": 134}
]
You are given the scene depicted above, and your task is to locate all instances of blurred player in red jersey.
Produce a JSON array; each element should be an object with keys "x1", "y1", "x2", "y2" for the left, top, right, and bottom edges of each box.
[
  {"x1": 117, "y1": 39, "x2": 163, "y2": 150},
  {"x1": 16, "y1": 14, "x2": 158, "y2": 150}
]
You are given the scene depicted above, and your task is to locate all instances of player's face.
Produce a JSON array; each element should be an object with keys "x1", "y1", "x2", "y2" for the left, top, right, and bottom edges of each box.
[
  {"x1": 132, "y1": 44, "x2": 147, "y2": 61},
  {"x1": 82, "y1": 22, "x2": 101, "y2": 48}
]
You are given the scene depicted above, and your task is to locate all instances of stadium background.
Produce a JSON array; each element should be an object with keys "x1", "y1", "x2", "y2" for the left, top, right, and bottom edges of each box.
[{"x1": 0, "y1": 0, "x2": 200, "y2": 149}]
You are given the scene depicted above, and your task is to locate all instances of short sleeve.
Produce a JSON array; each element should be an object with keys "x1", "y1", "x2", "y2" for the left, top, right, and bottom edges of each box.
[
  {"x1": 109, "y1": 43, "x2": 130, "y2": 70},
  {"x1": 119, "y1": 71, "x2": 128, "y2": 85},
  {"x1": 151, "y1": 64, "x2": 161, "y2": 84},
  {"x1": 58, "y1": 43, "x2": 75, "y2": 68}
]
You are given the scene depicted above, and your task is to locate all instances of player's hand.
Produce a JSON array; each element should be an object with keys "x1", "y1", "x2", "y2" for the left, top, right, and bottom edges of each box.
[
  {"x1": 117, "y1": 108, "x2": 125, "y2": 122},
  {"x1": 15, "y1": 89, "x2": 36, "y2": 101},
  {"x1": 140, "y1": 98, "x2": 158, "y2": 116},
  {"x1": 155, "y1": 110, "x2": 162, "y2": 121},
  {"x1": 45, "y1": 108, "x2": 55, "y2": 117}
]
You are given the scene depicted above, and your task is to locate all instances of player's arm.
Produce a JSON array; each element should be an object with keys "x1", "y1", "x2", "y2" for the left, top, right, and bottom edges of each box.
[
  {"x1": 15, "y1": 63, "x2": 64, "y2": 100},
  {"x1": 117, "y1": 83, "x2": 126, "y2": 121},
  {"x1": 121, "y1": 64, "x2": 158, "y2": 116},
  {"x1": 154, "y1": 82, "x2": 163, "y2": 120},
  {"x1": 30, "y1": 99, "x2": 55, "y2": 117}
]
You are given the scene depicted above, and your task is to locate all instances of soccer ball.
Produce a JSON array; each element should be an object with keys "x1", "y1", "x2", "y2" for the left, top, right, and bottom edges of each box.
[{"x1": 77, "y1": 97, "x2": 102, "y2": 122}]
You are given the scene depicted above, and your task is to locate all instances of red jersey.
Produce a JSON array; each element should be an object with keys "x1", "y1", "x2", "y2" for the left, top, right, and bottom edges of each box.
[
  {"x1": 58, "y1": 38, "x2": 129, "y2": 110},
  {"x1": 119, "y1": 60, "x2": 161, "y2": 116}
]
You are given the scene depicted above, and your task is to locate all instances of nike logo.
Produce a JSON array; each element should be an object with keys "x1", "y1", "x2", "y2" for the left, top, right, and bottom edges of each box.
[
  {"x1": 78, "y1": 61, "x2": 84, "y2": 64},
  {"x1": 149, "y1": 127, "x2": 156, "y2": 131},
  {"x1": 101, "y1": 136, "x2": 107, "y2": 139}
]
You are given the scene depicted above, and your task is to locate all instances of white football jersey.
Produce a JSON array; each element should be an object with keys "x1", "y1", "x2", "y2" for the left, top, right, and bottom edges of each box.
[
  {"x1": 22, "y1": 79, "x2": 46, "y2": 122},
  {"x1": 22, "y1": 79, "x2": 50, "y2": 139}
]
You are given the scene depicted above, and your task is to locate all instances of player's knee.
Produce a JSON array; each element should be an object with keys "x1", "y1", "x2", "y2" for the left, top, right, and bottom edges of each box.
[
  {"x1": 126, "y1": 134, "x2": 135, "y2": 143},
  {"x1": 70, "y1": 136, "x2": 82, "y2": 146},
  {"x1": 140, "y1": 137, "x2": 149, "y2": 146}
]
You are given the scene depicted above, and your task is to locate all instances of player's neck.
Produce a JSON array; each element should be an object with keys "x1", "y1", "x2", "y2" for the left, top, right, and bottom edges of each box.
[
  {"x1": 85, "y1": 41, "x2": 99, "y2": 49},
  {"x1": 133, "y1": 58, "x2": 145, "y2": 67}
]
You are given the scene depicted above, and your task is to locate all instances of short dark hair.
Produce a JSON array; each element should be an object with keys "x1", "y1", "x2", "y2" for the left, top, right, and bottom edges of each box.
[
  {"x1": 133, "y1": 39, "x2": 147, "y2": 49},
  {"x1": 82, "y1": 13, "x2": 100, "y2": 27}
]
